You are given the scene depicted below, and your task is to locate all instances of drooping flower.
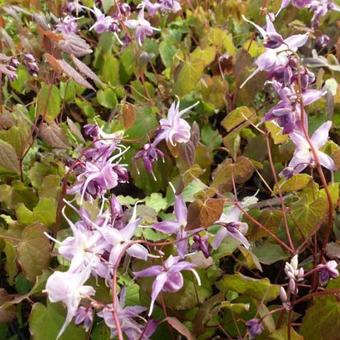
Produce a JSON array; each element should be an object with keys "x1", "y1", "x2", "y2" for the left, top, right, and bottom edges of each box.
[
  {"x1": 192, "y1": 234, "x2": 211, "y2": 258},
  {"x1": 283, "y1": 120, "x2": 336, "y2": 175},
  {"x1": 317, "y1": 260, "x2": 339, "y2": 285},
  {"x1": 153, "y1": 194, "x2": 195, "y2": 258},
  {"x1": 124, "y1": 8, "x2": 160, "y2": 46},
  {"x1": 98, "y1": 287, "x2": 156, "y2": 339},
  {"x1": 56, "y1": 15, "x2": 78, "y2": 34},
  {"x1": 98, "y1": 205, "x2": 149, "y2": 267},
  {"x1": 159, "y1": 0, "x2": 182, "y2": 13},
  {"x1": 154, "y1": 101, "x2": 198, "y2": 146},
  {"x1": 74, "y1": 306, "x2": 93, "y2": 331},
  {"x1": 133, "y1": 255, "x2": 201, "y2": 315},
  {"x1": 246, "y1": 318, "x2": 264, "y2": 339},
  {"x1": 23, "y1": 53, "x2": 39, "y2": 76},
  {"x1": 0, "y1": 54, "x2": 19, "y2": 81},
  {"x1": 141, "y1": 0, "x2": 162, "y2": 16},
  {"x1": 211, "y1": 195, "x2": 257, "y2": 250},
  {"x1": 134, "y1": 142, "x2": 164, "y2": 178},
  {"x1": 89, "y1": 6, "x2": 119, "y2": 34},
  {"x1": 45, "y1": 267, "x2": 95, "y2": 339},
  {"x1": 241, "y1": 15, "x2": 309, "y2": 87}
]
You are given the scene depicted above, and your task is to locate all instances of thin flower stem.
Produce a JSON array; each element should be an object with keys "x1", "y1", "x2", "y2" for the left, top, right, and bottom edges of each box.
[
  {"x1": 265, "y1": 132, "x2": 295, "y2": 252},
  {"x1": 296, "y1": 63, "x2": 334, "y2": 258}
]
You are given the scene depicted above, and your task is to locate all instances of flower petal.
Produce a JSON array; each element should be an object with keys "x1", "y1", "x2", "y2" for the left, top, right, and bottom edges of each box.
[
  {"x1": 153, "y1": 220, "x2": 180, "y2": 234},
  {"x1": 127, "y1": 243, "x2": 149, "y2": 261},
  {"x1": 317, "y1": 151, "x2": 336, "y2": 171},
  {"x1": 134, "y1": 265, "x2": 163, "y2": 278},
  {"x1": 310, "y1": 120, "x2": 332, "y2": 149}
]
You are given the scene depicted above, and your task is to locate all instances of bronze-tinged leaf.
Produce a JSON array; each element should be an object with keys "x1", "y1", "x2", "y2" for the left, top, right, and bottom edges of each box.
[
  {"x1": 70, "y1": 55, "x2": 103, "y2": 85},
  {"x1": 37, "y1": 27, "x2": 62, "y2": 42},
  {"x1": 0, "y1": 289, "x2": 16, "y2": 323},
  {"x1": 122, "y1": 103, "x2": 136, "y2": 129},
  {"x1": 199, "y1": 198, "x2": 225, "y2": 228},
  {"x1": 212, "y1": 156, "x2": 254, "y2": 192},
  {"x1": 44, "y1": 53, "x2": 62, "y2": 73},
  {"x1": 165, "y1": 317, "x2": 196, "y2": 340},
  {"x1": 39, "y1": 122, "x2": 69, "y2": 149},
  {"x1": 332, "y1": 148, "x2": 340, "y2": 170},
  {"x1": 58, "y1": 59, "x2": 94, "y2": 90},
  {"x1": 187, "y1": 200, "x2": 202, "y2": 230},
  {"x1": 17, "y1": 224, "x2": 50, "y2": 282},
  {"x1": 0, "y1": 140, "x2": 20, "y2": 174}
]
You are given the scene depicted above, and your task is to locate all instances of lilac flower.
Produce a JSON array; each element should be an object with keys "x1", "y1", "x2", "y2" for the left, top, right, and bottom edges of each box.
[
  {"x1": 265, "y1": 80, "x2": 325, "y2": 133},
  {"x1": 134, "y1": 142, "x2": 164, "y2": 178},
  {"x1": 56, "y1": 15, "x2": 78, "y2": 34},
  {"x1": 241, "y1": 15, "x2": 309, "y2": 87},
  {"x1": 284, "y1": 255, "x2": 304, "y2": 294},
  {"x1": 159, "y1": 0, "x2": 182, "y2": 13},
  {"x1": 124, "y1": 9, "x2": 160, "y2": 46},
  {"x1": 154, "y1": 101, "x2": 198, "y2": 146},
  {"x1": 89, "y1": 6, "x2": 119, "y2": 34},
  {"x1": 23, "y1": 53, "x2": 39, "y2": 76},
  {"x1": 0, "y1": 54, "x2": 18, "y2": 81},
  {"x1": 246, "y1": 318, "x2": 264, "y2": 339},
  {"x1": 317, "y1": 260, "x2": 339, "y2": 285},
  {"x1": 57, "y1": 205, "x2": 109, "y2": 278},
  {"x1": 98, "y1": 288, "x2": 156, "y2": 339},
  {"x1": 279, "y1": 286, "x2": 292, "y2": 310},
  {"x1": 153, "y1": 194, "x2": 193, "y2": 258},
  {"x1": 45, "y1": 267, "x2": 95, "y2": 339},
  {"x1": 192, "y1": 234, "x2": 211, "y2": 258},
  {"x1": 315, "y1": 34, "x2": 330, "y2": 50},
  {"x1": 141, "y1": 0, "x2": 162, "y2": 16},
  {"x1": 74, "y1": 306, "x2": 93, "y2": 331},
  {"x1": 98, "y1": 205, "x2": 149, "y2": 267},
  {"x1": 284, "y1": 121, "x2": 335, "y2": 175},
  {"x1": 134, "y1": 255, "x2": 201, "y2": 315},
  {"x1": 212, "y1": 207, "x2": 250, "y2": 250}
]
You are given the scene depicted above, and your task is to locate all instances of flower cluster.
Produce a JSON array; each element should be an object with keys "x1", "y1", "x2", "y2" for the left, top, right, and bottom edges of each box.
[{"x1": 243, "y1": 12, "x2": 335, "y2": 176}]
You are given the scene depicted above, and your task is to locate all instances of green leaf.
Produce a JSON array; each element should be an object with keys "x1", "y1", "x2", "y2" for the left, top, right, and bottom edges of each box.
[
  {"x1": 33, "y1": 198, "x2": 57, "y2": 226},
  {"x1": 96, "y1": 88, "x2": 118, "y2": 109},
  {"x1": 216, "y1": 273, "x2": 280, "y2": 302},
  {"x1": 119, "y1": 46, "x2": 136, "y2": 83},
  {"x1": 300, "y1": 278, "x2": 340, "y2": 340},
  {"x1": 0, "y1": 124, "x2": 31, "y2": 157},
  {"x1": 221, "y1": 106, "x2": 255, "y2": 132},
  {"x1": 252, "y1": 242, "x2": 288, "y2": 265},
  {"x1": 159, "y1": 36, "x2": 178, "y2": 67},
  {"x1": 10, "y1": 67, "x2": 30, "y2": 93},
  {"x1": 174, "y1": 46, "x2": 216, "y2": 96},
  {"x1": 101, "y1": 53, "x2": 120, "y2": 85},
  {"x1": 17, "y1": 224, "x2": 50, "y2": 282},
  {"x1": 29, "y1": 302, "x2": 86, "y2": 340},
  {"x1": 4, "y1": 241, "x2": 18, "y2": 285},
  {"x1": 274, "y1": 174, "x2": 312, "y2": 194},
  {"x1": 0, "y1": 140, "x2": 20, "y2": 175},
  {"x1": 201, "y1": 27, "x2": 236, "y2": 55},
  {"x1": 145, "y1": 193, "x2": 168, "y2": 213},
  {"x1": 37, "y1": 84, "x2": 61, "y2": 122}
]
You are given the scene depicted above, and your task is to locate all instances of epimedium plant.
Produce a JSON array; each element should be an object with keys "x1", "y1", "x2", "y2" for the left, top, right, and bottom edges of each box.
[{"x1": 0, "y1": 0, "x2": 339, "y2": 339}]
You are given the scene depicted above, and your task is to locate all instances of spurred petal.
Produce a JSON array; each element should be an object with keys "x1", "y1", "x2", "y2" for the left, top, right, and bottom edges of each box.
[
  {"x1": 149, "y1": 272, "x2": 167, "y2": 315},
  {"x1": 212, "y1": 228, "x2": 229, "y2": 249},
  {"x1": 310, "y1": 120, "x2": 332, "y2": 149},
  {"x1": 134, "y1": 265, "x2": 163, "y2": 278},
  {"x1": 317, "y1": 151, "x2": 336, "y2": 171},
  {"x1": 283, "y1": 34, "x2": 308, "y2": 51},
  {"x1": 153, "y1": 220, "x2": 180, "y2": 234},
  {"x1": 174, "y1": 195, "x2": 187, "y2": 225},
  {"x1": 127, "y1": 243, "x2": 149, "y2": 261},
  {"x1": 302, "y1": 89, "x2": 325, "y2": 106},
  {"x1": 229, "y1": 229, "x2": 250, "y2": 249},
  {"x1": 289, "y1": 132, "x2": 308, "y2": 150}
]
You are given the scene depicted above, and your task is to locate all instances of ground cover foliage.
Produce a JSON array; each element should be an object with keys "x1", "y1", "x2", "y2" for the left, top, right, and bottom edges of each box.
[{"x1": 0, "y1": 0, "x2": 339, "y2": 339}]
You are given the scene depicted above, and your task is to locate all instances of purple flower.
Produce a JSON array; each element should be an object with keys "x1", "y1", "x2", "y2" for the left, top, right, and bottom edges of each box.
[
  {"x1": 98, "y1": 287, "x2": 156, "y2": 339},
  {"x1": 241, "y1": 15, "x2": 309, "y2": 87},
  {"x1": 246, "y1": 318, "x2": 264, "y2": 339},
  {"x1": 153, "y1": 194, "x2": 195, "y2": 258},
  {"x1": 141, "y1": 0, "x2": 162, "y2": 16},
  {"x1": 45, "y1": 267, "x2": 95, "y2": 339},
  {"x1": 192, "y1": 234, "x2": 211, "y2": 258},
  {"x1": 56, "y1": 15, "x2": 78, "y2": 34},
  {"x1": 89, "y1": 6, "x2": 119, "y2": 34},
  {"x1": 23, "y1": 53, "x2": 39, "y2": 76},
  {"x1": 154, "y1": 101, "x2": 198, "y2": 146},
  {"x1": 58, "y1": 33, "x2": 93, "y2": 56},
  {"x1": 317, "y1": 260, "x2": 339, "y2": 285},
  {"x1": 0, "y1": 54, "x2": 18, "y2": 81},
  {"x1": 212, "y1": 199, "x2": 254, "y2": 250},
  {"x1": 284, "y1": 121, "x2": 336, "y2": 175},
  {"x1": 74, "y1": 306, "x2": 93, "y2": 331},
  {"x1": 134, "y1": 255, "x2": 201, "y2": 315},
  {"x1": 124, "y1": 9, "x2": 160, "y2": 46},
  {"x1": 315, "y1": 34, "x2": 330, "y2": 50},
  {"x1": 98, "y1": 205, "x2": 149, "y2": 267},
  {"x1": 134, "y1": 142, "x2": 164, "y2": 178},
  {"x1": 159, "y1": 0, "x2": 182, "y2": 13}
]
